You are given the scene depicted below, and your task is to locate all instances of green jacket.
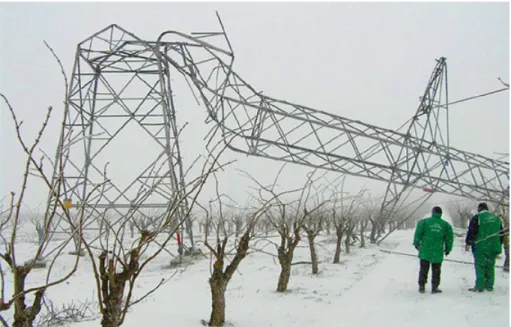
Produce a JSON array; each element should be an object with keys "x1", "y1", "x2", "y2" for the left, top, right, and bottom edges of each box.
[
  {"x1": 413, "y1": 212, "x2": 454, "y2": 264},
  {"x1": 475, "y1": 210, "x2": 502, "y2": 255}
]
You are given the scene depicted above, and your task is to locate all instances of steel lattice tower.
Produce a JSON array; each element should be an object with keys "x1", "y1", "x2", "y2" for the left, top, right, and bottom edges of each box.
[{"x1": 60, "y1": 25, "x2": 194, "y2": 247}]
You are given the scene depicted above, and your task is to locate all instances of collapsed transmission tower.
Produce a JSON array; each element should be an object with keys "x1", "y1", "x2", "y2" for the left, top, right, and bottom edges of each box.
[{"x1": 58, "y1": 15, "x2": 509, "y2": 248}]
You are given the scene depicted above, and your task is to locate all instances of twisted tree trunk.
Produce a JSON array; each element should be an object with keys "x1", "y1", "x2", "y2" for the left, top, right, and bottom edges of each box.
[
  {"x1": 12, "y1": 266, "x2": 44, "y2": 327},
  {"x1": 207, "y1": 232, "x2": 251, "y2": 326},
  {"x1": 98, "y1": 242, "x2": 142, "y2": 327},
  {"x1": 209, "y1": 274, "x2": 227, "y2": 326},
  {"x1": 277, "y1": 254, "x2": 293, "y2": 292},
  {"x1": 276, "y1": 230, "x2": 300, "y2": 292}
]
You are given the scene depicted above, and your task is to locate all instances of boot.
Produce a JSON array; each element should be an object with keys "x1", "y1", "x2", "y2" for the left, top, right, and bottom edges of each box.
[
  {"x1": 419, "y1": 284, "x2": 425, "y2": 293},
  {"x1": 431, "y1": 288, "x2": 442, "y2": 294},
  {"x1": 468, "y1": 287, "x2": 484, "y2": 292}
]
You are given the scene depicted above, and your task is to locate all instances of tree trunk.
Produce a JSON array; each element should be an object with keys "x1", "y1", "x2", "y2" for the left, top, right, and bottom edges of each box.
[
  {"x1": 97, "y1": 249, "x2": 141, "y2": 327},
  {"x1": 12, "y1": 268, "x2": 28, "y2": 327},
  {"x1": 71, "y1": 233, "x2": 85, "y2": 256},
  {"x1": 344, "y1": 227, "x2": 353, "y2": 254},
  {"x1": 306, "y1": 231, "x2": 319, "y2": 274},
  {"x1": 100, "y1": 275, "x2": 126, "y2": 327},
  {"x1": 277, "y1": 259, "x2": 292, "y2": 292},
  {"x1": 208, "y1": 274, "x2": 227, "y2": 326},
  {"x1": 380, "y1": 221, "x2": 386, "y2": 235},
  {"x1": 277, "y1": 241, "x2": 296, "y2": 293},
  {"x1": 333, "y1": 227, "x2": 343, "y2": 264},
  {"x1": 360, "y1": 221, "x2": 366, "y2": 248},
  {"x1": 205, "y1": 222, "x2": 211, "y2": 237},
  {"x1": 344, "y1": 229, "x2": 351, "y2": 254},
  {"x1": 369, "y1": 219, "x2": 378, "y2": 244},
  {"x1": 235, "y1": 222, "x2": 241, "y2": 238},
  {"x1": 12, "y1": 266, "x2": 44, "y2": 327}
]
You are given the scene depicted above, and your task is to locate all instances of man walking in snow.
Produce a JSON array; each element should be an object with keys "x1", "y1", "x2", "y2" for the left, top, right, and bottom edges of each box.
[
  {"x1": 413, "y1": 206, "x2": 454, "y2": 294},
  {"x1": 464, "y1": 202, "x2": 504, "y2": 292}
]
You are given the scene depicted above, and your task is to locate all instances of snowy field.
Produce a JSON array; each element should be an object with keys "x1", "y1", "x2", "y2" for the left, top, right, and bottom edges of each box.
[{"x1": 0, "y1": 228, "x2": 508, "y2": 327}]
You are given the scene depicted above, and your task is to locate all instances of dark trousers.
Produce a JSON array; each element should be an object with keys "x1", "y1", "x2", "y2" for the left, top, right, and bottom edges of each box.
[{"x1": 418, "y1": 259, "x2": 442, "y2": 289}]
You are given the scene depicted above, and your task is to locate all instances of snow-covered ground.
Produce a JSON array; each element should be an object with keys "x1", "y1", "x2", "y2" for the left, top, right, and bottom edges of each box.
[{"x1": 1, "y1": 229, "x2": 508, "y2": 326}]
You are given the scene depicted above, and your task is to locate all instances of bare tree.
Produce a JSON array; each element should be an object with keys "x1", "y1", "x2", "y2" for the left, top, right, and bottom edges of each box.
[
  {"x1": 78, "y1": 138, "x2": 232, "y2": 327},
  {"x1": 331, "y1": 211, "x2": 345, "y2": 264},
  {"x1": 331, "y1": 179, "x2": 366, "y2": 263},
  {"x1": 230, "y1": 214, "x2": 245, "y2": 238},
  {"x1": 323, "y1": 213, "x2": 332, "y2": 236},
  {"x1": 0, "y1": 43, "x2": 102, "y2": 327},
  {"x1": 301, "y1": 210, "x2": 324, "y2": 275},
  {"x1": 368, "y1": 215, "x2": 382, "y2": 244},
  {"x1": 60, "y1": 211, "x2": 86, "y2": 257},
  {"x1": 301, "y1": 179, "x2": 347, "y2": 274},
  {"x1": 203, "y1": 217, "x2": 212, "y2": 238},
  {"x1": 262, "y1": 170, "x2": 325, "y2": 292},
  {"x1": 447, "y1": 200, "x2": 474, "y2": 229},
  {"x1": 237, "y1": 166, "x2": 327, "y2": 292},
  {"x1": 343, "y1": 214, "x2": 357, "y2": 255},
  {"x1": 129, "y1": 209, "x2": 161, "y2": 238},
  {"x1": 199, "y1": 174, "x2": 275, "y2": 327},
  {"x1": 27, "y1": 208, "x2": 46, "y2": 249},
  {"x1": 358, "y1": 198, "x2": 378, "y2": 248}
]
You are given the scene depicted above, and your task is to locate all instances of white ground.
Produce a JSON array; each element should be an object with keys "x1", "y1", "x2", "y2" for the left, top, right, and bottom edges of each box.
[{"x1": 1, "y1": 229, "x2": 509, "y2": 326}]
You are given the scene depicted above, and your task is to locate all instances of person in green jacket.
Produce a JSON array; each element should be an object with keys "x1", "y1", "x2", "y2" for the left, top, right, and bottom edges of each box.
[
  {"x1": 464, "y1": 202, "x2": 504, "y2": 292},
  {"x1": 413, "y1": 206, "x2": 454, "y2": 294}
]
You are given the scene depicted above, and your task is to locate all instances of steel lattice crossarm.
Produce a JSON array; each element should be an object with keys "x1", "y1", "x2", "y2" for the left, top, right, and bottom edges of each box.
[{"x1": 152, "y1": 27, "x2": 509, "y2": 207}]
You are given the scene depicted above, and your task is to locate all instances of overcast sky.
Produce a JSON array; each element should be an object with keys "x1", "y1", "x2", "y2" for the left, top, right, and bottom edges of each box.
[{"x1": 0, "y1": 2, "x2": 509, "y2": 213}]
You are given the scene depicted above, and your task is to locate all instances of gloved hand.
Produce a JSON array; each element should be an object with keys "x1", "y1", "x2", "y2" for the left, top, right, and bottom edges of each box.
[
  {"x1": 414, "y1": 245, "x2": 420, "y2": 251},
  {"x1": 444, "y1": 250, "x2": 450, "y2": 256},
  {"x1": 465, "y1": 244, "x2": 471, "y2": 252}
]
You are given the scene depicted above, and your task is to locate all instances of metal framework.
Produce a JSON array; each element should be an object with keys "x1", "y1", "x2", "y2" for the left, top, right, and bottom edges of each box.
[
  {"x1": 57, "y1": 16, "x2": 509, "y2": 249},
  {"x1": 377, "y1": 58, "x2": 451, "y2": 229},
  {"x1": 59, "y1": 25, "x2": 193, "y2": 246}
]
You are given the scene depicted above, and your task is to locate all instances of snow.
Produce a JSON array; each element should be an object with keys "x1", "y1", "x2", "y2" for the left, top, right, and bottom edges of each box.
[{"x1": 1, "y1": 228, "x2": 508, "y2": 326}]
